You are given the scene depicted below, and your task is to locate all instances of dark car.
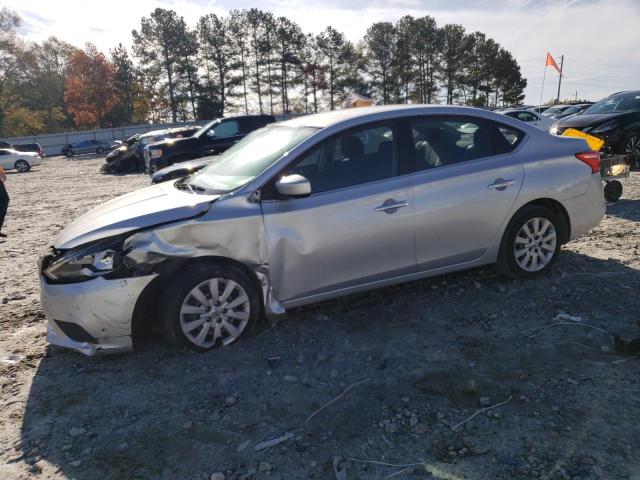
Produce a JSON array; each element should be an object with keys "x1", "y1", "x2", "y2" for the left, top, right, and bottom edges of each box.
[
  {"x1": 0, "y1": 141, "x2": 12, "y2": 149},
  {"x1": 146, "y1": 115, "x2": 276, "y2": 173},
  {"x1": 136, "y1": 126, "x2": 200, "y2": 166},
  {"x1": 551, "y1": 90, "x2": 640, "y2": 167},
  {"x1": 101, "y1": 134, "x2": 142, "y2": 173},
  {"x1": 14, "y1": 143, "x2": 45, "y2": 158},
  {"x1": 151, "y1": 156, "x2": 218, "y2": 183},
  {"x1": 547, "y1": 103, "x2": 594, "y2": 120},
  {"x1": 62, "y1": 139, "x2": 116, "y2": 157},
  {"x1": 541, "y1": 104, "x2": 573, "y2": 117}
]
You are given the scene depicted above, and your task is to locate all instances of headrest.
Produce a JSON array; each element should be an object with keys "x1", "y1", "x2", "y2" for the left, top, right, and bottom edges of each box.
[{"x1": 340, "y1": 135, "x2": 364, "y2": 159}]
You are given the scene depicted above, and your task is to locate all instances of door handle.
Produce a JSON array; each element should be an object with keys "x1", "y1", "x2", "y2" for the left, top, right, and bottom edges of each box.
[
  {"x1": 375, "y1": 199, "x2": 408, "y2": 213},
  {"x1": 487, "y1": 179, "x2": 516, "y2": 191}
]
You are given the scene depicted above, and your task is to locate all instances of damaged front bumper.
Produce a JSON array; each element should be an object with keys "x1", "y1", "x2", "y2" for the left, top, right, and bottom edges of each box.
[{"x1": 40, "y1": 274, "x2": 157, "y2": 356}]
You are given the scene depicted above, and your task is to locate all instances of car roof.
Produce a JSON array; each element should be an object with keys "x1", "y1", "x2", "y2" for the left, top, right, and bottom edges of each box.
[{"x1": 277, "y1": 104, "x2": 520, "y2": 129}]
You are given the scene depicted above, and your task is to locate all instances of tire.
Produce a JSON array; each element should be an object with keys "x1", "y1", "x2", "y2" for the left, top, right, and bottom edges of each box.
[
  {"x1": 604, "y1": 180, "x2": 623, "y2": 202},
  {"x1": 160, "y1": 261, "x2": 260, "y2": 352},
  {"x1": 497, "y1": 205, "x2": 566, "y2": 279},
  {"x1": 66, "y1": 150, "x2": 74, "y2": 158},
  {"x1": 14, "y1": 159, "x2": 30, "y2": 173},
  {"x1": 96, "y1": 147, "x2": 105, "y2": 154},
  {"x1": 622, "y1": 131, "x2": 640, "y2": 169}
]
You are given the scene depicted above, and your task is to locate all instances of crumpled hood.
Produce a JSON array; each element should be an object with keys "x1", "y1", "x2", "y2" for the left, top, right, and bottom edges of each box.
[
  {"x1": 54, "y1": 181, "x2": 220, "y2": 249},
  {"x1": 555, "y1": 112, "x2": 626, "y2": 129}
]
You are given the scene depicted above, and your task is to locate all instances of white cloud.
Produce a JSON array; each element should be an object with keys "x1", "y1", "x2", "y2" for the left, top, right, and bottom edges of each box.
[{"x1": 7, "y1": 0, "x2": 640, "y2": 104}]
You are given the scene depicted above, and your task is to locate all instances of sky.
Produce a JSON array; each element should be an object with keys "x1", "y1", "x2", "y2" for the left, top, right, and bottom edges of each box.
[{"x1": 7, "y1": 0, "x2": 640, "y2": 105}]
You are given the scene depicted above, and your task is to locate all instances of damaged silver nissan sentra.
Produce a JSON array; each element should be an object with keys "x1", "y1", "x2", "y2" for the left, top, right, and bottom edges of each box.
[{"x1": 39, "y1": 105, "x2": 606, "y2": 355}]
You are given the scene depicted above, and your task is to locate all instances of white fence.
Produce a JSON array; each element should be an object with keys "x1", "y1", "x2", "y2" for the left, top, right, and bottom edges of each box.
[{"x1": 1, "y1": 121, "x2": 209, "y2": 156}]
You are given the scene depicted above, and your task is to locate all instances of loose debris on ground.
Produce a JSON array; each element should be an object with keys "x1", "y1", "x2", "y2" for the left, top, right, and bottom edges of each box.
[{"x1": 1, "y1": 157, "x2": 639, "y2": 479}]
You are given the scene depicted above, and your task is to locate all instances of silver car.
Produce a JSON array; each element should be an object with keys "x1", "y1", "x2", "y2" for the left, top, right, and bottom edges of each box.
[{"x1": 39, "y1": 105, "x2": 605, "y2": 355}]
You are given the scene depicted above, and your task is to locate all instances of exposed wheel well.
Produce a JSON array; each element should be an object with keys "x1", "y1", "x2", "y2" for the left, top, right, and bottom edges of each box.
[
  {"x1": 512, "y1": 198, "x2": 571, "y2": 244},
  {"x1": 130, "y1": 255, "x2": 264, "y2": 341}
]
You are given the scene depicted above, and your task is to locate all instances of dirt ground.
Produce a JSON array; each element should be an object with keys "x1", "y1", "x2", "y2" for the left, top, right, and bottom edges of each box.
[{"x1": 0, "y1": 156, "x2": 639, "y2": 480}]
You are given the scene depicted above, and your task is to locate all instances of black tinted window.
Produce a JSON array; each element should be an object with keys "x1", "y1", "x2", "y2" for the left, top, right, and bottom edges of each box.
[
  {"x1": 409, "y1": 117, "x2": 493, "y2": 170},
  {"x1": 285, "y1": 123, "x2": 397, "y2": 193}
]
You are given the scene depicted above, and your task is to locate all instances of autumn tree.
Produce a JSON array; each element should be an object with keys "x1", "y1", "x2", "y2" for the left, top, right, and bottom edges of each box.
[{"x1": 64, "y1": 44, "x2": 116, "y2": 129}]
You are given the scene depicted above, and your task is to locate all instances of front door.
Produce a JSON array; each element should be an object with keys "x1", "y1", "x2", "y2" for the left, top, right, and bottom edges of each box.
[
  {"x1": 261, "y1": 121, "x2": 416, "y2": 302},
  {"x1": 407, "y1": 116, "x2": 524, "y2": 270}
]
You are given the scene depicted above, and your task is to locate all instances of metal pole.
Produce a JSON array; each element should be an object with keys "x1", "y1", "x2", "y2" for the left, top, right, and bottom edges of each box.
[
  {"x1": 539, "y1": 65, "x2": 547, "y2": 107},
  {"x1": 556, "y1": 55, "x2": 564, "y2": 103}
]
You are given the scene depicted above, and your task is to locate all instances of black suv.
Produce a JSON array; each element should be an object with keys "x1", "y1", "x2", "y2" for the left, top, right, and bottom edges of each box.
[
  {"x1": 146, "y1": 115, "x2": 275, "y2": 173},
  {"x1": 550, "y1": 90, "x2": 640, "y2": 167}
]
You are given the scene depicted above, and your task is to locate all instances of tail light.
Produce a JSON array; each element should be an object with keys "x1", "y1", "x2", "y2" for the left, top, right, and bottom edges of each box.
[{"x1": 575, "y1": 151, "x2": 600, "y2": 174}]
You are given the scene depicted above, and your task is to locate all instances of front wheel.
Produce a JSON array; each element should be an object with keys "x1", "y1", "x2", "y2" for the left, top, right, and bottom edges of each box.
[
  {"x1": 160, "y1": 261, "x2": 260, "y2": 352},
  {"x1": 14, "y1": 160, "x2": 30, "y2": 173},
  {"x1": 604, "y1": 180, "x2": 623, "y2": 202},
  {"x1": 497, "y1": 205, "x2": 565, "y2": 279}
]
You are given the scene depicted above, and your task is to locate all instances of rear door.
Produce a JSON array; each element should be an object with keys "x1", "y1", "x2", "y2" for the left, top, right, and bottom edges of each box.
[
  {"x1": 261, "y1": 120, "x2": 416, "y2": 302},
  {"x1": 408, "y1": 116, "x2": 524, "y2": 271}
]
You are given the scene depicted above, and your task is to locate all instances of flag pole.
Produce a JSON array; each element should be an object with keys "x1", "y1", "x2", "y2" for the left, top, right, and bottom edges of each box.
[{"x1": 539, "y1": 65, "x2": 547, "y2": 107}]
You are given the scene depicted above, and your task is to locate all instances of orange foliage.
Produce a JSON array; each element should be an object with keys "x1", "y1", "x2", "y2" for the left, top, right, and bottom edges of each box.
[{"x1": 64, "y1": 44, "x2": 117, "y2": 129}]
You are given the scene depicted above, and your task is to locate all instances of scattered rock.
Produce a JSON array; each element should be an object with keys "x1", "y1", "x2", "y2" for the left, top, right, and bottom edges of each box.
[
  {"x1": 69, "y1": 460, "x2": 82, "y2": 468},
  {"x1": 258, "y1": 461, "x2": 273, "y2": 472},
  {"x1": 479, "y1": 397, "x2": 492, "y2": 407},
  {"x1": 224, "y1": 395, "x2": 238, "y2": 407},
  {"x1": 68, "y1": 427, "x2": 86, "y2": 437},
  {"x1": 283, "y1": 374, "x2": 298, "y2": 382},
  {"x1": 182, "y1": 420, "x2": 193, "y2": 429},
  {"x1": 210, "y1": 473, "x2": 226, "y2": 480}
]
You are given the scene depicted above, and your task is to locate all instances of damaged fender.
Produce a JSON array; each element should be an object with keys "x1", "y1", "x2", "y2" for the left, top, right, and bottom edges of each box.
[{"x1": 122, "y1": 194, "x2": 286, "y2": 321}]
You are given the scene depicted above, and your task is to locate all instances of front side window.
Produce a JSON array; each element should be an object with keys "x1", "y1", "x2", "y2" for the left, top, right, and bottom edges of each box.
[
  {"x1": 283, "y1": 123, "x2": 398, "y2": 194},
  {"x1": 208, "y1": 120, "x2": 239, "y2": 139},
  {"x1": 409, "y1": 117, "x2": 493, "y2": 170}
]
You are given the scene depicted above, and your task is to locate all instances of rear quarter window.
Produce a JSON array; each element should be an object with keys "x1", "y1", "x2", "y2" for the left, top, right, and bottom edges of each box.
[{"x1": 491, "y1": 121, "x2": 525, "y2": 154}]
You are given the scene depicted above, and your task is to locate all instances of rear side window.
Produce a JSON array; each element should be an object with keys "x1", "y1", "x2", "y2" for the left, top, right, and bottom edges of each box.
[
  {"x1": 493, "y1": 122, "x2": 525, "y2": 154},
  {"x1": 409, "y1": 117, "x2": 493, "y2": 170}
]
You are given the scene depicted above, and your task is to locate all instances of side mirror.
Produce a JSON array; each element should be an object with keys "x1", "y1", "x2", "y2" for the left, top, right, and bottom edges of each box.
[{"x1": 275, "y1": 174, "x2": 311, "y2": 197}]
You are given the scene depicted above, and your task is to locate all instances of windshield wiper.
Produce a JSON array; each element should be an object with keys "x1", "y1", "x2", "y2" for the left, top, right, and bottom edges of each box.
[{"x1": 176, "y1": 180, "x2": 206, "y2": 194}]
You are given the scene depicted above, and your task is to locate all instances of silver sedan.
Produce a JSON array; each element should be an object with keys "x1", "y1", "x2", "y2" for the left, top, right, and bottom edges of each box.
[{"x1": 40, "y1": 105, "x2": 605, "y2": 355}]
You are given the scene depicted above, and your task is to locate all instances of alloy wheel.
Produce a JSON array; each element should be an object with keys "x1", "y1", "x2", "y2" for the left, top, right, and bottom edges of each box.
[
  {"x1": 179, "y1": 277, "x2": 251, "y2": 349},
  {"x1": 625, "y1": 135, "x2": 640, "y2": 164},
  {"x1": 15, "y1": 160, "x2": 29, "y2": 173},
  {"x1": 513, "y1": 217, "x2": 557, "y2": 272}
]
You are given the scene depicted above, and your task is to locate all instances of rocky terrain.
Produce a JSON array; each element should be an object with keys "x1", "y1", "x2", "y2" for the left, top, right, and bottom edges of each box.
[{"x1": 1, "y1": 156, "x2": 639, "y2": 480}]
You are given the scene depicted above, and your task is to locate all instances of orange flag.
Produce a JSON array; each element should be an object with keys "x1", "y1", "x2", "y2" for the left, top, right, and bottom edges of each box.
[{"x1": 546, "y1": 53, "x2": 562, "y2": 75}]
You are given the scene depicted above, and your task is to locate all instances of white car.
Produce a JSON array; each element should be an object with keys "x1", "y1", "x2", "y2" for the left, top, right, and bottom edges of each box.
[
  {"x1": 500, "y1": 109, "x2": 555, "y2": 132},
  {"x1": 0, "y1": 148, "x2": 42, "y2": 173}
]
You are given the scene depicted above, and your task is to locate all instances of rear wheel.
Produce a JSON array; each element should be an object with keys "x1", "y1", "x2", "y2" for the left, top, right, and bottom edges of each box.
[
  {"x1": 497, "y1": 205, "x2": 565, "y2": 279},
  {"x1": 160, "y1": 261, "x2": 260, "y2": 352},
  {"x1": 14, "y1": 160, "x2": 30, "y2": 173}
]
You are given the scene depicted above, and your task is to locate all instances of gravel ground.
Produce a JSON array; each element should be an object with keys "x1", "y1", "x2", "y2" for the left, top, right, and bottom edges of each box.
[{"x1": 0, "y1": 156, "x2": 639, "y2": 480}]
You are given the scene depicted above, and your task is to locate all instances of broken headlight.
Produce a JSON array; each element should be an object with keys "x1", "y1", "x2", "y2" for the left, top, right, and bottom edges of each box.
[{"x1": 43, "y1": 237, "x2": 126, "y2": 282}]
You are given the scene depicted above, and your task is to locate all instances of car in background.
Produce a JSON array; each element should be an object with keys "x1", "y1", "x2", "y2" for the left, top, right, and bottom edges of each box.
[
  {"x1": 146, "y1": 115, "x2": 276, "y2": 173},
  {"x1": 136, "y1": 126, "x2": 200, "y2": 165},
  {"x1": 62, "y1": 140, "x2": 115, "y2": 157},
  {"x1": 14, "y1": 143, "x2": 45, "y2": 158},
  {"x1": 500, "y1": 109, "x2": 555, "y2": 131},
  {"x1": 547, "y1": 103, "x2": 594, "y2": 120},
  {"x1": 151, "y1": 156, "x2": 217, "y2": 183},
  {"x1": 0, "y1": 148, "x2": 42, "y2": 173},
  {"x1": 541, "y1": 105, "x2": 573, "y2": 117},
  {"x1": 530, "y1": 106, "x2": 552, "y2": 114},
  {"x1": 550, "y1": 90, "x2": 640, "y2": 167},
  {"x1": 0, "y1": 141, "x2": 12, "y2": 149},
  {"x1": 39, "y1": 105, "x2": 605, "y2": 355}
]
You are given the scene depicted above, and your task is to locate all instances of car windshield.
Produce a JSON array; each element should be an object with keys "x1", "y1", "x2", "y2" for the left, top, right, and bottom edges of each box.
[
  {"x1": 562, "y1": 105, "x2": 584, "y2": 115},
  {"x1": 186, "y1": 125, "x2": 318, "y2": 193},
  {"x1": 585, "y1": 92, "x2": 640, "y2": 114}
]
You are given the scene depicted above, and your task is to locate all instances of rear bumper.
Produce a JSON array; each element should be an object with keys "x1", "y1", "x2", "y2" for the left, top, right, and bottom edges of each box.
[
  {"x1": 564, "y1": 173, "x2": 606, "y2": 241},
  {"x1": 40, "y1": 274, "x2": 157, "y2": 356}
]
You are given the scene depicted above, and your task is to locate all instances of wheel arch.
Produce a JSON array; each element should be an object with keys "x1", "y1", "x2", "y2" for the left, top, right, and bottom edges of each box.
[
  {"x1": 130, "y1": 255, "x2": 264, "y2": 342},
  {"x1": 505, "y1": 198, "x2": 571, "y2": 245}
]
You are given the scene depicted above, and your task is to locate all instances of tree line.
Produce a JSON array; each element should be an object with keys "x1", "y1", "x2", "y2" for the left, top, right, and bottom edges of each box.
[{"x1": 0, "y1": 6, "x2": 527, "y2": 137}]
